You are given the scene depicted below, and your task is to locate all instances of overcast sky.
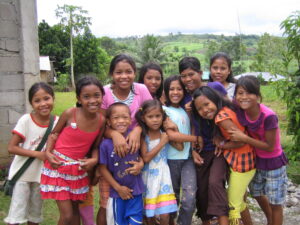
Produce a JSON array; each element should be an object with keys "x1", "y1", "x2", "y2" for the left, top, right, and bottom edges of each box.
[{"x1": 36, "y1": 0, "x2": 299, "y2": 38}]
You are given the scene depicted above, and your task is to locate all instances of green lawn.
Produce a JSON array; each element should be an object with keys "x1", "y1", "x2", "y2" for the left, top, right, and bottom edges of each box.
[{"x1": 0, "y1": 86, "x2": 299, "y2": 224}]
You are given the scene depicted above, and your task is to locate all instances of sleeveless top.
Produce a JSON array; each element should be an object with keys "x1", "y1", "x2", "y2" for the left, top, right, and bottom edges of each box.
[{"x1": 55, "y1": 108, "x2": 102, "y2": 160}]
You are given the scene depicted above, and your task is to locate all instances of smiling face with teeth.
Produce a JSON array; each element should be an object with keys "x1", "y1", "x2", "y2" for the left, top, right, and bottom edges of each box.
[
  {"x1": 235, "y1": 86, "x2": 259, "y2": 111},
  {"x1": 112, "y1": 60, "x2": 136, "y2": 92},
  {"x1": 194, "y1": 95, "x2": 218, "y2": 120},
  {"x1": 77, "y1": 84, "x2": 103, "y2": 114},
  {"x1": 107, "y1": 104, "x2": 131, "y2": 135}
]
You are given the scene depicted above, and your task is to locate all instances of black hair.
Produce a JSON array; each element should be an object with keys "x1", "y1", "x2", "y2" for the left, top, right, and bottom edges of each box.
[
  {"x1": 163, "y1": 75, "x2": 186, "y2": 106},
  {"x1": 179, "y1": 56, "x2": 202, "y2": 74},
  {"x1": 106, "y1": 102, "x2": 131, "y2": 119},
  {"x1": 234, "y1": 75, "x2": 262, "y2": 101},
  {"x1": 28, "y1": 82, "x2": 54, "y2": 104},
  {"x1": 209, "y1": 52, "x2": 236, "y2": 83},
  {"x1": 109, "y1": 53, "x2": 136, "y2": 76},
  {"x1": 75, "y1": 76, "x2": 104, "y2": 107},
  {"x1": 138, "y1": 62, "x2": 164, "y2": 99},
  {"x1": 109, "y1": 53, "x2": 136, "y2": 94},
  {"x1": 135, "y1": 99, "x2": 166, "y2": 137},
  {"x1": 191, "y1": 86, "x2": 235, "y2": 138}
]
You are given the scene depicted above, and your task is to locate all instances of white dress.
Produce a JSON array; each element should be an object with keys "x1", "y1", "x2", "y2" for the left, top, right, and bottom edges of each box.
[{"x1": 142, "y1": 135, "x2": 177, "y2": 217}]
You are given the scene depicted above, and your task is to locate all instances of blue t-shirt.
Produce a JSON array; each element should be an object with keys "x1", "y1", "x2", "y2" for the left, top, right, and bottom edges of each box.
[
  {"x1": 99, "y1": 139, "x2": 144, "y2": 198},
  {"x1": 163, "y1": 106, "x2": 191, "y2": 160}
]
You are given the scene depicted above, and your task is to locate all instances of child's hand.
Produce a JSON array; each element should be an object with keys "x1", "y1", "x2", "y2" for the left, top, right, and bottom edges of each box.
[
  {"x1": 214, "y1": 146, "x2": 223, "y2": 157},
  {"x1": 228, "y1": 127, "x2": 247, "y2": 142},
  {"x1": 192, "y1": 150, "x2": 204, "y2": 165},
  {"x1": 126, "y1": 129, "x2": 141, "y2": 154},
  {"x1": 36, "y1": 151, "x2": 47, "y2": 161},
  {"x1": 160, "y1": 132, "x2": 169, "y2": 145},
  {"x1": 112, "y1": 132, "x2": 129, "y2": 158},
  {"x1": 46, "y1": 151, "x2": 62, "y2": 169},
  {"x1": 184, "y1": 101, "x2": 192, "y2": 112},
  {"x1": 195, "y1": 136, "x2": 203, "y2": 150},
  {"x1": 117, "y1": 185, "x2": 133, "y2": 200},
  {"x1": 79, "y1": 158, "x2": 98, "y2": 171},
  {"x1": 125, "y1": 160, "x2": 144, "y2": 175}
]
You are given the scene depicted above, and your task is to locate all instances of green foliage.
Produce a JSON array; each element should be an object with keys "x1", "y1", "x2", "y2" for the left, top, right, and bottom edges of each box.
[
  {"x1": 276, "y1": 11, "x2": 300, "y2": 161},
  {"x1": 54, "y1": 73, "x2": 70, "y2": 92},
  {"x1": 134, "y1": 34, "x2": 166, "y2": 67},
  {"x1": 281, "y1": 11, "x2": 300, "y2": 69},
  {"x1": 99, "y1": 36, "x2": 128, "y2": 56},
  {"x1": 250, "y1": 33, "x2": 289, "y2": 74},
  {"x1": 38, "y1": 20, "x2": 69, "y2": 74},
  {"x1": 56, "y1": 4, "x2": 92, "y2": 88},
  {"x1": 73, "y1": 28, "x2": 111, "y2": 82}
]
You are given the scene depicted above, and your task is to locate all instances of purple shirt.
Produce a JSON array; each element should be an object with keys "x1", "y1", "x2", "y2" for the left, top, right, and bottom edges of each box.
[
  {"x1": 99, "y1": 139, "x2": 144, "y2": 198},
  {"x1": 236, "y1": 104, "x2": 288, "y2": 170}
]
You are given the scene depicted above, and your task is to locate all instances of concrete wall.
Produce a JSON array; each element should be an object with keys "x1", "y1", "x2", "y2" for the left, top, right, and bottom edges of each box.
[{"x1": 0, "y1": 0, "x2": 40, "y2": 166}]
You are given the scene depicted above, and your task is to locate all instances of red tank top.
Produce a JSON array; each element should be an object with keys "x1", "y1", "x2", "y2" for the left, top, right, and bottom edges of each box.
[{"x1": 55, "y1": 108, "x2": 102, "y2": 159}]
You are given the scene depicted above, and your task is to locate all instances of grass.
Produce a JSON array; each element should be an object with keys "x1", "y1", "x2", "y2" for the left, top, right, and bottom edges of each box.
[
  {"x1": 52, "y1": 92, "x2": 76, "y2": 115},
  {"x1": 0, "y1": 86, "x2": 299, "y2": 224}
]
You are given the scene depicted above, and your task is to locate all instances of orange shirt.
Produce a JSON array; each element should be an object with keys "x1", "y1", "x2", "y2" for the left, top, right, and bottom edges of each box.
[{"x1": 215, "y1": 107, "x2": 255, "y2": 172}]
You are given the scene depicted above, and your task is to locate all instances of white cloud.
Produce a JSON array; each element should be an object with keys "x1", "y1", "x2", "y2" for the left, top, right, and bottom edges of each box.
[{"x1": 36, "y1": 0, "x2": 300, "y2": 37}]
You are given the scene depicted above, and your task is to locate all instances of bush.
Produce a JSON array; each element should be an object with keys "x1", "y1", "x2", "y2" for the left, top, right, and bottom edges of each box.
[{"x1": 54, "y1": 73, "x2": 70, "y2": 92}]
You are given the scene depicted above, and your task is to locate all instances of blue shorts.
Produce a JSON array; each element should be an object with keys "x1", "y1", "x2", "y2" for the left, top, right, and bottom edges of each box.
[
  {"x1": 249, "y1": 166, "x2": 288, "y2": 205},
  {"x1": 111, "y1": 194, "x2": 143, "y2": 225}
]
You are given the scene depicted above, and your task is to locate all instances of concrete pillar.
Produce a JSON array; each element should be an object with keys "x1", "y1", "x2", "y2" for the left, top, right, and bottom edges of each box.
[{"x1": 0, "y1": 0, "x2": 40, "y2": 165}]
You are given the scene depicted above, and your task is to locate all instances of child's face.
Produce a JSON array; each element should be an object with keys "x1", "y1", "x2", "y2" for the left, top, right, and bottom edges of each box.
[
  {"x1": 194, "y1": 95, "x2": 217, "y2": 120},
  {"x1": 210, "y1": 58, "x2": 231, "y2": 85},
  {"x1": 168, "y1": 80, "x2": 184, "y2": 107},
  {"x1": 31, "y1": 88, "x2": 54, "y2": 118},
  {"x1": 143, "y1": 69, "x2": 162, "y2": 96},
  {"x1": 143, "y1": 107, "x2": 163, "y2": 131},
  {"x1": 77, "y1": 84, "x2": 103, "y2": 113},
  {"x1": 108, "y1": 105, "x2": 131, "y2": 134},
  {"x1": 112, "y1": 60, "x2": 135, "y2": 91},
  {"x1": 180, "y1": 68, "x2": 202, "y2": 93},
  {"x1": 235, "y1": 86, "x2": 259, "y2": 110}
]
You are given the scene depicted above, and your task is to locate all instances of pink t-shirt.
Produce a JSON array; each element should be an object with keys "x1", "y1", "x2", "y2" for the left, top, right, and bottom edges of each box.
[
  {"x1": 244, "y1": 104, "x2": 283, "y2": 158},
  {"x1": 101, "y1": 82, "x2": 152, "y2": 129}
]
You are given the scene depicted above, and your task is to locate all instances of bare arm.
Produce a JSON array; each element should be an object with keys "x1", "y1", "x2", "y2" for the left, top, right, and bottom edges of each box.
[
  {"x1": 141, "y1": 133, "x2": 169, "y2": 163},
  {"x1": 166, "y1": 129, "x2": 198, "y2": 143},
  {"x1": 8, "y1": 134, "x2": 46, "y2": 161},
  {"x1": 216, "y1": 119, "x2": 246, "y2": 149},
  {"x1": 99, "y1": 164, "x2": 133, "y2": 200},
  {"x1": 228, "y1": 126, "x2": 276, "y2": 152}
]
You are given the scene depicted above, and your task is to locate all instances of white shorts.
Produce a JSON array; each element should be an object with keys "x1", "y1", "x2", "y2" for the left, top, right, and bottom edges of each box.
[{"x1": 4, "y1": 181, "x2": 43, "y2": 224}]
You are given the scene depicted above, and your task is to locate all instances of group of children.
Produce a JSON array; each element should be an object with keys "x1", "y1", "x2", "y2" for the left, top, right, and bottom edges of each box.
[{"x1": 4, "y1": 52, "x2": 288, "y2": 225}]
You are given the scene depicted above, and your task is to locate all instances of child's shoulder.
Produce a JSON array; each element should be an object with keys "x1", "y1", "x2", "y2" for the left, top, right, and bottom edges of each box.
[{"x1": 260, "y1": 104, "x2": 276, "y2": 116}]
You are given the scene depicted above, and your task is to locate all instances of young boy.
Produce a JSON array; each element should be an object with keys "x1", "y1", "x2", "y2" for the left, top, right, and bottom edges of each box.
[{"x1": 99, "y1": 102, "x2": 144, "y2": 225}]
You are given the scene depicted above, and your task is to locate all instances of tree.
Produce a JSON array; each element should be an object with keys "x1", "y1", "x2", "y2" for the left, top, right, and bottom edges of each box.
[
  {"x1": 73, "y1": 28, "x2": 111, "y2": 82},
  {"x1": 38, "y1": 20, "x2": 70, "y2": 74},
  {"x1": 134, "y1": 34, "x2": 166, "y2": 67},
  {"x1": 278, "y1": 11, "x2": 300, "y2": 160},
  {"x1": 56, "y1": 4, "x2": 91, "y2": 88}
]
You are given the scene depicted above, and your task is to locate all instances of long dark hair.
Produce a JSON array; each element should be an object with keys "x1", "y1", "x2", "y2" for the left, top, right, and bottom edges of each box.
[
  {"x1": 163, "y1": 75, "x2": 186, "y2": 106},
  {"x1": 138, "y1": 62, "x2": 164, "y2": 99},
  {"x1": 191, "y1": 86, "x2": 235, "y2": 137},
  {"x1": 209, "y1": 52, "x2": 235, "y2": 83},
  {"x1": 135, "y1": 99, "x2": 166, "y2": 137}
]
